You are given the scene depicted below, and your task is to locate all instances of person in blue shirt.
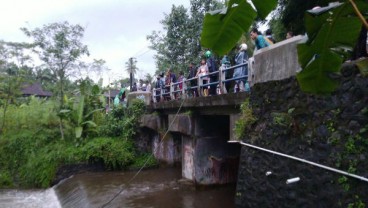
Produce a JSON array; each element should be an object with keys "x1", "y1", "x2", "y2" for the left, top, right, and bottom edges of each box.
[{"x1": 250, "y1": 28, "x2": 270, "y2": 50}]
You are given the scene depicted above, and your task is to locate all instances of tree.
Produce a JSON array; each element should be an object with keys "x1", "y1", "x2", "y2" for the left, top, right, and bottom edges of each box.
[
  {"x1": 277, "y1": 0, "x2": 334, "y2": 35},
  {"x1": 21, "y1": 21, "x2": 89, "y2": 107},
  {"x1": 21, "y1": 21, "x2": 89, "y2": 139},
  {"x1": 186, "y1": 0, "x2": 224, "y2": 64},
  {"x1": 78, "y1": 58, "x2": 110, "y2": 81},
  {"x1": 59, "y1": 78, "x2": 105, "y2": 140},
  {"x1": 201, "y1": 0, "x2": 278, "y2": 55},
  {"x1": 144, "y1": 73, "x2": 154, "y2": 85},
  {"x1": 125, "y1": 57, "x2": 138, "y2": 90},
  {"x1": 0, "y1": 41, "x2": 32, "y2": 133},
  {"x1": 148, "y1": 5, "x2": 190, "y2": 74},
  {"x1": 147, "y1": 1, "x2": 224, "y2": 75}
]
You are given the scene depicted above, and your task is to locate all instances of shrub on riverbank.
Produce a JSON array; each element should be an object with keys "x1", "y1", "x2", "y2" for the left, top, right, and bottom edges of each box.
[
  {"x1": 0, "y1": 98, "x2": 155, "y2": 188},
  {"x1": 0, "y1": 132, "x2": 153, "y2": 188}
]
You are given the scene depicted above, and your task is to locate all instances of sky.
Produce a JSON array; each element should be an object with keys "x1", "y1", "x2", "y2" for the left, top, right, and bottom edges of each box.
[{"x1": 0, "y1": 0, "x2": 190, "y2": 85}]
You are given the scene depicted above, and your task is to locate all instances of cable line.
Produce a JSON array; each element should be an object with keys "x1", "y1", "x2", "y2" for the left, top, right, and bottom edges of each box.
[{"x1": 101, "y1": 97, "x2": 186, "y2": 208}]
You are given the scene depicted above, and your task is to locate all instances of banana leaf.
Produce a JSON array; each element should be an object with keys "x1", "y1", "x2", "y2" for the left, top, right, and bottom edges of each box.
[
  {"x1": 297, "y1": 1, "x2": 368, "y2": 94},
  {"x1": 200, "y1": 0, "x2": 277, "y2": 55}
]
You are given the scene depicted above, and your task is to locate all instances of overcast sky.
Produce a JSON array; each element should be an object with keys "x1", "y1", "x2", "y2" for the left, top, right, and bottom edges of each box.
[{"x1": 0, "y1": 0, "x2": 190, "y2": 85}]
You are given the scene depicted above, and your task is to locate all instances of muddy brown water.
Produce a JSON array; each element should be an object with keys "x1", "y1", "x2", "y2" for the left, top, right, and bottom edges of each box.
[{"x1": 0, "y1": 167, "x2": 236, "y2": 208}]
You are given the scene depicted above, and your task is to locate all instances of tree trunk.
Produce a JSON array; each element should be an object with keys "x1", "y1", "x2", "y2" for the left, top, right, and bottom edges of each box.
[
  {"x1": 59, "y1": 75, "x2": 65, "y2": 140},
  {"x1": 59, "y1": 117, "x2": 64, "y2": 140}
]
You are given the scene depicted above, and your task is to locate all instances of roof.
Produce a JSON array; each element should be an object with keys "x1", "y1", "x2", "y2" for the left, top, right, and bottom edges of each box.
[{"x1": 22, "y1": 83, "x2": 53, "y2": 97}]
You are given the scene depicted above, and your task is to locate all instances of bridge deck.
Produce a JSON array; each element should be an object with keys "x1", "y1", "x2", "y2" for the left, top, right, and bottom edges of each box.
[{"x1": 148, "y1": 92, "x2": 249, "y2": 115}]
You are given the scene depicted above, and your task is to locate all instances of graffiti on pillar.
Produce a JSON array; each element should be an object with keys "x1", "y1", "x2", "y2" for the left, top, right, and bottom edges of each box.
[{"x1": 202, "y1": 155, "x2": 239, "y2": 184}]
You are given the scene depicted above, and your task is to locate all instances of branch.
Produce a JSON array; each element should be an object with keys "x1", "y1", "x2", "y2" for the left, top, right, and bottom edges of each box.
[{"x1": 349, "y1": 0, "x2": 368, "y2": 29}]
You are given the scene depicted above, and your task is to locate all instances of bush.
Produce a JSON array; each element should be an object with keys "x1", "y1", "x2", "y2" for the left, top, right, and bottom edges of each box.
[
  {"x1": 234, "y1": 99, "x2": 257, "y2": 140},
  {"x1": 0, "y1": 96, "x2": 150, "y2": 188},
  {"x1": 0, "y1": 97, "x2": 60, "y2": 134},
  {"x1": 0, "y1": 130, "x2": 81, "y2": 188},
  {"x1": 99, "y1": 99, "x2": 146, "y2": 139},
  {"x1": 81, "y1": 137, "x2": 135, "y2": 170},
  {"x1": 130, "y1": 153, "x2": 158, "y2": 169},
  {"x1": 0, "y1": 170, "x2": 13, "y2": 187}
]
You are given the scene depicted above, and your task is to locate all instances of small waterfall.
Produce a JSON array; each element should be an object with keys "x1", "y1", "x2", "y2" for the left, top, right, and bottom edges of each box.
[{"x1": 0, "y1": 188, "x2": 61, "y2": 208}]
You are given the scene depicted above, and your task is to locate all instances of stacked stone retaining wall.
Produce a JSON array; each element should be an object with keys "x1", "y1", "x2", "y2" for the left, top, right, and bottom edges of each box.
[{"x1": 236, "y1": 63, "x2": 368, "y2": 207}]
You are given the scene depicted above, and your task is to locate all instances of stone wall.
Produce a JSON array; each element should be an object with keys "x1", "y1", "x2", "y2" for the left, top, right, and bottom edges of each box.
[{"x1": 235, "y1": 63, "x2": 368, "y2": 207}]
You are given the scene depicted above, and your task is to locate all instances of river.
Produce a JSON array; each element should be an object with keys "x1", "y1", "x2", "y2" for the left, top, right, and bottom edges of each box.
[{"x1": 0, "y1": 167, "x2": 236, "y2": 208}]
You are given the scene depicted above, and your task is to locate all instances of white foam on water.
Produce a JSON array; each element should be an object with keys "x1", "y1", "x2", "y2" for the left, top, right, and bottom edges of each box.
[{"x1": 0, "y1": 188, "x2": 61, "y2": 208}]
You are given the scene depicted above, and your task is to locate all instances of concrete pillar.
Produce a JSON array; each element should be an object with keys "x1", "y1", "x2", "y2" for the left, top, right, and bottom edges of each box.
[
  {"x1": 152, "y1": 133, "x2": 181, "y2": 165},
  {"x1": 182, "y1": 136, "x2": 195, "y2": 180},
  {"x1": 182, "y1": 136, "x2": 241, "y2": 185}
]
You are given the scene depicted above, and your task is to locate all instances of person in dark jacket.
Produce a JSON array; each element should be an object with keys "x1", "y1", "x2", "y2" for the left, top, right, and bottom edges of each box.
[
  {"x1": 155, "y1": 74, "x2": 164, "y2": 102},
  {"x1": 205, "y1": 50, "x2": 218, "y2": 96},
  {"x1": 187, "y1": 62, "x2": 198, "y2": 97}
]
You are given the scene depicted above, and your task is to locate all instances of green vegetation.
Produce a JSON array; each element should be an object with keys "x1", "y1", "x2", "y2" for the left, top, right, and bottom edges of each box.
[
  {"x1": 130, "y1": 153, "x2": 158, "y2": 170},
  {"x1": 0, "y1": 96, "x2": 155, "y2": 188},
  {"x1": 234, "y1": 99, "x2": 257, "y2": 140},
  {"x1": 147, "y1": 0, "x2": 224, "y2": 74},
  {"x1": 200, "y1": 0, "x2": 368, "y2": 94},
  {"x1": 272, "y1": 108, "x2": 294, "y2": 127}
]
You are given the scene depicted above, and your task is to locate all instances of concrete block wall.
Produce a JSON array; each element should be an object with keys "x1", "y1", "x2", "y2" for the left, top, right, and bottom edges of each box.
[{"x1": 251, "y1": 35, "x2": 305, "y2": 86}]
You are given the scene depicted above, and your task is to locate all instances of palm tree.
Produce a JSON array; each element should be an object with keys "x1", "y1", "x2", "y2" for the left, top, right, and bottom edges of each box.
[
  {"x1": 125, "y1": 57, "x2": 138, "y2": 90},
  {"x1": 145, "y1": 73, "x2": 154, "y2": 85}
]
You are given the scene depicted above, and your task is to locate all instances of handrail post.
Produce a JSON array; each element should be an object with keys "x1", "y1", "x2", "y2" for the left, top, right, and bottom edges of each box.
[
  {"x1": 182, "y1": 79, "x2": 186, "y2": 99},
  {"x1": 197, "y1": 76, "x2": 202, "y2": 97},
  {"x1": 170, "y1": 82, "x2": 175, "y2": 100},
  {"x1": 219, "y1": 65, "x2": 227, "y2": 94},
  {"x1": 152, "y1": 88, "x2": 156, "y2": 103}
]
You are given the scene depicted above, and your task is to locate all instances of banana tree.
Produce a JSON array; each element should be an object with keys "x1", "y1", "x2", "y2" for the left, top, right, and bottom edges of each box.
[
  {"x1": 200, "y1": 0, "x2": 368, "y2": 94},
  {"x1": 200, "y1": 0, "x2": 277, "y2": 55},
  {"x1": 297, "y1": 1, "x2": 368, "y2": 93},
  {"x1": 59, "y1": 79, "x2": 105, "y2": 139}
]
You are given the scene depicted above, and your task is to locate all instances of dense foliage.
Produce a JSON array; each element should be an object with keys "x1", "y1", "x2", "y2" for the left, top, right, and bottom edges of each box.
[
  {"x1": 0, "y1": 21, "x2": 158, "y2": 189},
  {"x1": 277, "y1": 0, "x2": 335, "y2": 35},
  {"x1": 200, "y1": 0, "x2": 368, "y2": 94},
  {"x1": 0, "y1": 98, "x2": 156, "y2": 188}
]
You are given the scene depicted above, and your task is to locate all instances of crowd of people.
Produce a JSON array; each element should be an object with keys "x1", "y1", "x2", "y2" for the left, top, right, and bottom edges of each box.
[
  {"x1": 131, "y1": 79, "x2": 152, "y2": 92},
  {"x1": 151, "y1": 27, "x2": 294, "y2": 102}
]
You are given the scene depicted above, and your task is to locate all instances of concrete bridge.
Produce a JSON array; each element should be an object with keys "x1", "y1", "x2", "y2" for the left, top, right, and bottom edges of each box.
[{"x1": 130, "y1": 35, "x2": 304, "y2": 185}]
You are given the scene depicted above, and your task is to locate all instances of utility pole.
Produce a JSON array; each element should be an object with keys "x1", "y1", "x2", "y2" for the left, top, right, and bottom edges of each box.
[{"x1": 128, "y1": 57, "x2": 137, "y2": 91}]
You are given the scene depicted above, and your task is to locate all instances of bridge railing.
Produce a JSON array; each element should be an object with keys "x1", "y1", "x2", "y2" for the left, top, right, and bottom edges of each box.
[{"x1": 152, "y1": 62, "x2": 250, "y2": 102}]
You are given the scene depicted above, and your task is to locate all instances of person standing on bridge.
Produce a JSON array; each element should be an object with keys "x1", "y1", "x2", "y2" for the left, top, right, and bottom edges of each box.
[
  {"x1": 205, "y1": 50, "x2": 218, "y2": 96},
  {"x1": 286, "y1": 31, "x2": 294, "y2": 39},
  {"x1": 187, "y1": 62, "x2": 198, "y2": 97},
  {"x1": 155, "y1": 75, "x2": 164, "y2": 102},
  {"x1": 234, "y1": 43, "x2": 249, "y2": 92},
  {"x1": 196, "y1": 59, "x2": 209, "y2": 96},
  {"x1": 250, "y1": 28, "x2": 270, "y2": 50}
]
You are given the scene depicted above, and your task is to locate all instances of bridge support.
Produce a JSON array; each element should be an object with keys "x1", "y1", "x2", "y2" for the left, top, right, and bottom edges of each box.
[
  {"x1": 182, "y1": 136, "x2": 240, "y2": 185},
  {"x1": 141, "y1": 113, "x2": 241, "y2": 185},
  {"x1": 152, "y1": 132, "x2": 181, "y2": 165}
]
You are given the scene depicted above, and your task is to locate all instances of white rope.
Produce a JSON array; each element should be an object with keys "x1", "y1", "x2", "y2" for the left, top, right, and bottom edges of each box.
[{"x1": 228, "y1": 140, "x2": 368, "y2": 183}]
